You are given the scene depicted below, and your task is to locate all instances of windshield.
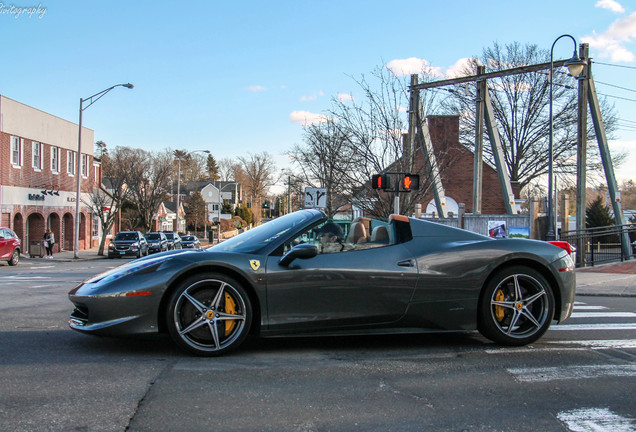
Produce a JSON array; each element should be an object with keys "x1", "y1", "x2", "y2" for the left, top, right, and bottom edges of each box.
[
  {"x1": 146, "y1": 234, "x2": 161, "y2": 240},
  {"x1": 182, "y1": 236, "x2": 195, "y2": 241},
  {"x1": 164, "y1": 233, "x2": 174, "y2": 239},
  {"x1": 211, "y1": 210, "x2": 321, "y2": 253},
  {"x1": 115, "y1": 232, "x2": 138, "y2": 241}
]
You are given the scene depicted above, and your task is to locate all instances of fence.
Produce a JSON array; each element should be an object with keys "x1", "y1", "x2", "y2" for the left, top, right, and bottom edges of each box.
[{"x1": 559, "y1": 224, "x2": 636, "y2": 267}]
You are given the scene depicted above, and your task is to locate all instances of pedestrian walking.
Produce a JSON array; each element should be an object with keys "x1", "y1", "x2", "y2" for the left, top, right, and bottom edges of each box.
[{"x1": 44, "y1": 229, "x2": 55, "y2": 258}]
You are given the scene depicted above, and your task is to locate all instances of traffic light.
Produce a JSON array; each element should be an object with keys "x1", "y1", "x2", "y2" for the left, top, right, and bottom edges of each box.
[
  {"x1": 400, "y1": 174, "x2": 420, "y2": 192},
  {"x1": 371, "y1": 174, "x2": 391, "y2": 190}
]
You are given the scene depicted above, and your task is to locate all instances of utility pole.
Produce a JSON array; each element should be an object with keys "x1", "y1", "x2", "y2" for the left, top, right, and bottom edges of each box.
[{"x1": 576, "y1": 43, "x2": 589, "y2": 266}]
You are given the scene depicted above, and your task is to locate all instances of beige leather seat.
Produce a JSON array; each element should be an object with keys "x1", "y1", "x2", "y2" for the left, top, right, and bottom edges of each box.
[
  {"x1": 347, "y1": 222, "x2": 368, "y2": 244},
  {"x1": 371, "y1": 226, "x2": 389, "y2": 243}
]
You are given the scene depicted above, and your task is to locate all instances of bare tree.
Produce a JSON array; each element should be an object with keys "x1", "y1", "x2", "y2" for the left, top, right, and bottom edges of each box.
[
  {"x1": 86, "y1": 147, "x2": 132, "y2": 255},
  {"x1": 328, "y1": 65, "x2": 442, "y2": 217},
  {"x1": 217, "y1": 158, "x2": 238, "y2": 182},
  {"x1": 288, "y1": 119, "x2": 359, "y2": 216},
  {"x1": 119, "y1": 147, "x2": 173, "y2": 231},
  {"x1": 238, "y1": 152, "x2": 276, "y2": 220},
  {"x1": 442, "y1": 41, "x2": 622, "y2": 193}
]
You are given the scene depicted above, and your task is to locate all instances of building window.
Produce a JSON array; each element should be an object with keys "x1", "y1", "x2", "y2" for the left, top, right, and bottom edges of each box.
[
  {"x1": 67, "y1": 150, "x2": 76, "y2": 175},
  {"x1": 92, "y1": 215, "x2": 99, "y2": 238},
  {"x1": 81, "y1": 154, "x2": 89, "y2": 178},
  {"x1": 32, "y1": 142, "x2": 43, "y2": 171},
  {"x1": 51, "y1": 146, "x2": 60, "y2": 173},
  {"x1": 93, "y1": 163, "x2": 99, "y2": 183},
  {"x1": 11, "y1": 136, "x2": 23, "y2": 167}
]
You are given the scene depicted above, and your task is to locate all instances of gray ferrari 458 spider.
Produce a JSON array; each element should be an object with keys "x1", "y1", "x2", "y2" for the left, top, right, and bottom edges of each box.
[{"x1": 69, "y1": 209, "x2": 575, "y2": 356}]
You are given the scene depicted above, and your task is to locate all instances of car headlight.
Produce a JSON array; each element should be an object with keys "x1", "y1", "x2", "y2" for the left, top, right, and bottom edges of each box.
[{"x1": 108, "y1": 242, "x2": 114, "y2": 249}]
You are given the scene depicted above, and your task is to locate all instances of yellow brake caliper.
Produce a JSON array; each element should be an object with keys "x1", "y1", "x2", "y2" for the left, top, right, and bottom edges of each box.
[
  {"x1": 495, "y1": 289, "x2": 505, "y2": 322},
  {"x1": 224, "y1": 292, "x2": 237, "y2": 336}
]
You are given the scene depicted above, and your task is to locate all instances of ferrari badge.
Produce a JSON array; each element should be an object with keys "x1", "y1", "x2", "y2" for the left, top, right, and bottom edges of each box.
[{"x1": 249, "y1": 260, "x2": 260, "y2": 271}]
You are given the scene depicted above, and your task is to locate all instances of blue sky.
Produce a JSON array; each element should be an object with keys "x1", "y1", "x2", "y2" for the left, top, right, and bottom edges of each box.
[{"x1": 2, "y1": 0, "x2": 635, "y2": 185}]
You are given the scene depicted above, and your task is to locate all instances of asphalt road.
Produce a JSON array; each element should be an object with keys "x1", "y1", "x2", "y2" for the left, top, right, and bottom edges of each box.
[{"x1": 0, "y1": 259, "x2": 635, "y2": 432}]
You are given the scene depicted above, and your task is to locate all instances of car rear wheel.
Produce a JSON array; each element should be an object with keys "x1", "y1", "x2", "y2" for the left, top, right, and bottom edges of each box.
[
  {"x1": 8, "y1": 249, "x2": 19, "y2": 266},
  {"x1": 166, "y1": 273, "x2": 252, "y2": 356},
  {"x1": 478, "y1": 266, "x2": 554, "y2": 346}
]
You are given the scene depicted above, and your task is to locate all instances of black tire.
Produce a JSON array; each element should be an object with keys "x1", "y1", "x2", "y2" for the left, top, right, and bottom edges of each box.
[
  {"x1": 8, "y1": 249, "x2": 19, "y2": 266},
  {"x1": 166, "y1": 273, "x2": 252, "y2": 356},
  {"x1": 478, "y1": 265, "x2": 555, "y2": 346}
]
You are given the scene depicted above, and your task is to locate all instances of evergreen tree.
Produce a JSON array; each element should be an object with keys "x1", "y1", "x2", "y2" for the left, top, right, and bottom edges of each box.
[
  {"x1": 585, "y1": 196, "x2": 614, "y2": 228},
  {"x1": 207, "y1": 154, "x2": 219, "y2": 180}
]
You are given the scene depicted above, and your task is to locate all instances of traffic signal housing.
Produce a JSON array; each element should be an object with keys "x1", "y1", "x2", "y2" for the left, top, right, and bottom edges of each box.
[
  {"x1": 400, "y1": 174, "x2": 420, "y2": 192},
  {"x1": 371, "y1": 174, "x2": 391, "y2": 190}
]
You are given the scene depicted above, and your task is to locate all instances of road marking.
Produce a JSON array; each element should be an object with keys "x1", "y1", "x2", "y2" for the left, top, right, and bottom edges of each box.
[
  {"x1": 508, "y1": 364, "x2": 636, "y2": 382},
  {"x1": 573, "y1": 305, "x2": 607, "y2": 310},
  {"x1": 557, "y1": 408, "x2": 635, "y2": 432},
  {"x1": 570, "y1": 312, "x2": 636, "y2": 318},
  {"x1": 0, "y1": 276, "x2": 51, "y2": 280},
  {"x1": 486, "y1": 339, "x2": 636, "y2": 354},
  {"x1": 550, "y1": 323, "x2": 636, "y2": 331},
  {"x1": 28, "y1": 266, "x2": 55, "y2": 269},
  {"x1": 552, "y1": 339, "x2": 636, "y2": 349}
]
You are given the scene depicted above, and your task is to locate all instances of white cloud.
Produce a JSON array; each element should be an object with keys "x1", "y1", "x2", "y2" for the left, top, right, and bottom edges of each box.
[
  {"x1": 289, "y1": 110, "x2": 330, "y2": 125},
  {"x1": 299, "y1": 90, "x2": 324, "y2": 102},
  {"x1": 583, "y1": 11, "x2": 636, "y2": 62},
  {"x1": 595, "y1": 0, "x2": 625, "y2": 13},
  {"x1": 445, "y1": 57, "x2": 476, "y2": 78},
  {"x1": 247, "y1": 85, "x2": 267, "y2": 92},
  {"x1": 386, "y1": 57, "x2": 443, "y2": 77},
  {"x1": 337, "y1": 93, "x2": 354, "y2": 103}
]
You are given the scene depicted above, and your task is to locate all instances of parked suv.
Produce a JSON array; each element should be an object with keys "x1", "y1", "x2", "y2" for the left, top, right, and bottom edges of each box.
[
  {"x1": 180, "y1": 235, "x2": 201, "y2": 249},
  {"x1": 108, "y1": 231, "x2": 148, "y2": 258},
  {"x1": 163, "y1": 232, "x2": 182, "y2": 250},
  {"x1": 0, "y1": 227, "x2": 21, "y2": 266},
  {"x1": 144, "y1": 232, "x2": 168, "y2": 254}
]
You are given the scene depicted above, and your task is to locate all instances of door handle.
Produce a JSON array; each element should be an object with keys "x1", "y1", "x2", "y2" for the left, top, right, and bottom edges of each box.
[{"x1": 397, "y1": 259, "x2": 413, "y2": 267}]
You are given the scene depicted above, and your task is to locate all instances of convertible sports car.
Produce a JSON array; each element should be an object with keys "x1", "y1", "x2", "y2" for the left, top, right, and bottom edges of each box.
[{"x1": 69, "y1": 209, "x2": 576, "y2": 356}]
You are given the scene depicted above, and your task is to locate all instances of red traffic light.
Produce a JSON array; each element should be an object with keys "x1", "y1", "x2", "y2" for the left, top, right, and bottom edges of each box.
[{"x1": 401, "y1": 174, "x2": 420, "y2": 191}]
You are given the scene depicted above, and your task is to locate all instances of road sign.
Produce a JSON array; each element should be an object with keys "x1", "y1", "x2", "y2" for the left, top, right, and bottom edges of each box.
[{"x1": 304, "y1": 187, "x2": 327, "y2": 209}]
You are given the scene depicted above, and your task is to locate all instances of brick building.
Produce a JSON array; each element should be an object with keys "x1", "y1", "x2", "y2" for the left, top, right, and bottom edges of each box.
[
  {"x1": 0, "y1": 95, "x2": 101, "y2": 254},
  {"x1": 416, "y1": 115, "x2": 519, "y2": 215}
]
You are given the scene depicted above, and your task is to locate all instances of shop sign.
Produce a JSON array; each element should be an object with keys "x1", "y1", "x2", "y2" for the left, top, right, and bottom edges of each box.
[{"x1": 28, "y1": 193, "x2": 45, "y2": 201}]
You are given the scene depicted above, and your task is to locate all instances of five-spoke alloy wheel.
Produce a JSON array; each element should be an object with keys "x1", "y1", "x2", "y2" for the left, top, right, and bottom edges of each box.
[
  {"x1": 167, "y1": 273, "x2": 252, "y2": 356},
  {"x1": 478, "y1": 266, "x2": 555, "y2": 346}
]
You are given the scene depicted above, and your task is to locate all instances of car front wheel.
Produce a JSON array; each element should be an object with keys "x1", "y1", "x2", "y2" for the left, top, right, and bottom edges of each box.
[
  {"x1": 478, "y1": 266, "x2": 554, "y2": 346},
  {"x1": 8, "y1": 249, "x2": 19, "y2": 266},
  {"x1": 166, "y1": 273, "x2": 252, "y2": 356}
]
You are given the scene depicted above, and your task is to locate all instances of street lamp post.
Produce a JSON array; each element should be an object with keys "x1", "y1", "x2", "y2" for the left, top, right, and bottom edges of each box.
[
  {"x1": 546, "y1": 35, "x2": 586, "y2": 241},
  {"x1": 74, "y1": 83, "x2": 133, "y2": 259},
  {"x1": 175, "y1": 150, "x2": 209, "y2": 233}
]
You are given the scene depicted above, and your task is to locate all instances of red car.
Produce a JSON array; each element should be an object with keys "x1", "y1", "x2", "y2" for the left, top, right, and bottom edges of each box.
[{"x1": 0, "y1": 227, "x2": 21, "y2": 266}]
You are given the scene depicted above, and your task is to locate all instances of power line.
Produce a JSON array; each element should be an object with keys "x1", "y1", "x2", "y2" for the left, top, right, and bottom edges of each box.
[
  {"x1": 596, "y1": 80, "x2": 636, "y2": 94},
  {"x1": 592, "y1": 61, "x2": 636, "y2": 70},
  {"x1": 596, "y1": 92, "x2": 636, "y2": 103}
]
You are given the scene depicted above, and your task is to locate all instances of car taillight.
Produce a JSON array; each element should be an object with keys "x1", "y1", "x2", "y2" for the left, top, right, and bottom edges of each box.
[{"x1": 548, "y1": 241, "x2": 572, "y2": 255}]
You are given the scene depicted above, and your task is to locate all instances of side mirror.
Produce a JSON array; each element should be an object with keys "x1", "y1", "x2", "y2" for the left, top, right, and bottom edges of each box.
[{"x1": 279, "y1": 243, "x2": 318, "y2": 267}]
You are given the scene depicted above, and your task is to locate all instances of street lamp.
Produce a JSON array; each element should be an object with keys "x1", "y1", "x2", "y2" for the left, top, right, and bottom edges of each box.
[
  {"x1": 74, "y1": 83, "x2": 133, "y2": 259},
  {"x1": 175, "y1": 149, "x2": 210, "y2": 233},
  {"x1": 546, "y1": 35, "x2": 586, "y2": 241}
]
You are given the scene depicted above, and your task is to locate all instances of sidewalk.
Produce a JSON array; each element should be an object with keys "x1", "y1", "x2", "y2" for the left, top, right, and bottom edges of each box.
[
  {"x1": 22, "y1": 246, "x2": 107, "y2": 263},
  {"x1": 575, "y1": 260, "x2": 636, "y2": 297}
]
